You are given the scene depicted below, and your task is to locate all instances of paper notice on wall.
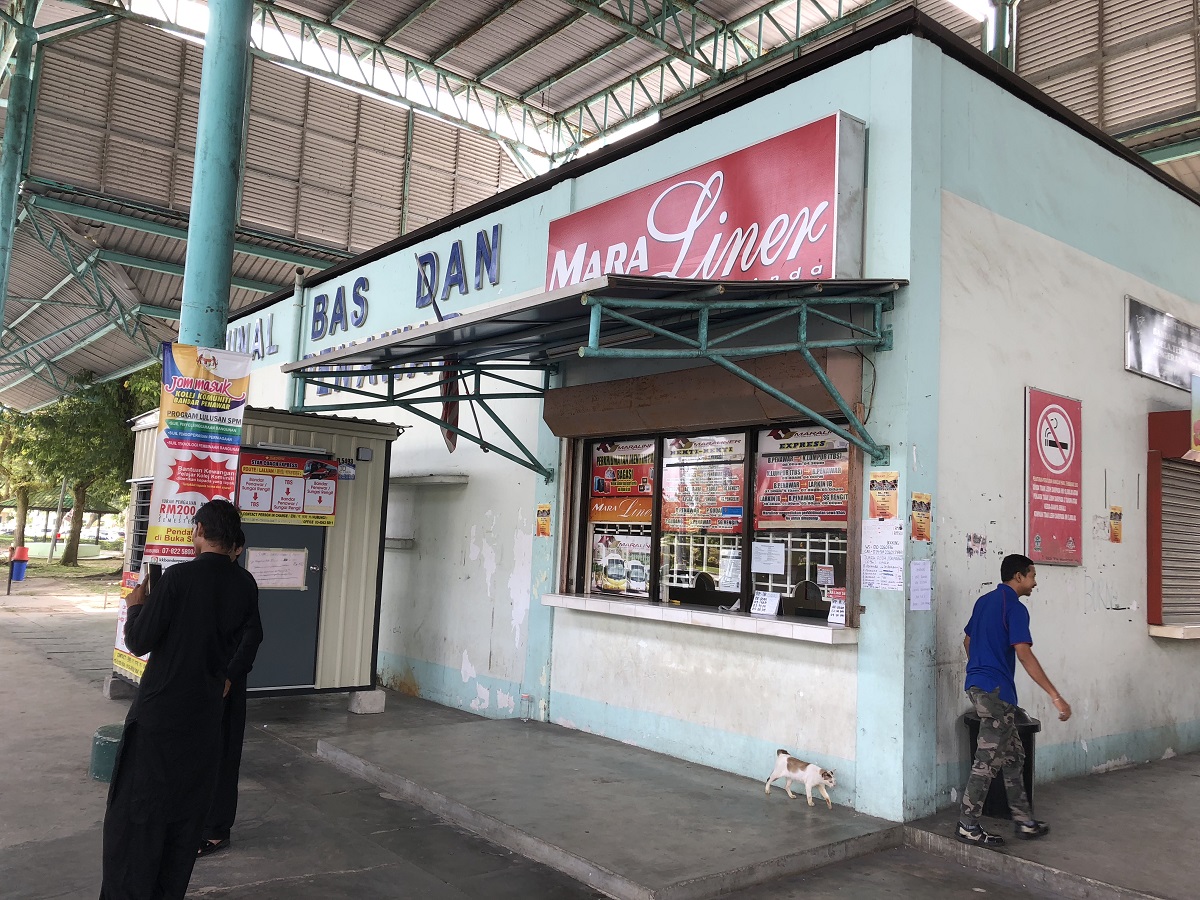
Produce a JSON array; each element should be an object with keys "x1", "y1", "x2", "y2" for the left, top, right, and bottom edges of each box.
[
  {"x1": 827, "y1": 587, "x2": 847, "y2": 625},
  {"x1": 751, "y1": 541, "x2": 786, "y2": 575},
  {"x1": 816, "y1": 564, "x2": 834, "y2": 586},
  {"x1": 861, "y1": 518, "x2": 905, "y2": 591},
  {"x1": 910, "y1": 492, "x2": 932, "y2": 542},
  {"x1": 245, "y1": 547, "x2": 309, "y2": 590},
  {"x1": 536, "y1": 503, "x2": 552, "y2": 537},
  {"x1": 719, "y1": 549, "x2": 742, "y2": 591},
  {"x1": 1109, "y1": 506, "x2": 1123, "y2": 544},
  {"x1": 909, "y1": 559, "x2": 932, "y2": 611},
  {"x1": 868, "y1": 471, "x2": 900, "y2": 519},
  {"x1": 750, "y1": 590, "x2": 781, "y2": 617}
]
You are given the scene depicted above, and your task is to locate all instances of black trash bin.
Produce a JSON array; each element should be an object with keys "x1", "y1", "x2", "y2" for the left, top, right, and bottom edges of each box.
[{"x1": 963, "y1": 710, "x2": 1041, "y2": 818}]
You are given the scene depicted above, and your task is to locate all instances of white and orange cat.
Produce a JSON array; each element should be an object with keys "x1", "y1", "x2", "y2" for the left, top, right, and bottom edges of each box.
[{"x1": 764, "y1": 749, "x2": 836, "y2": 808}]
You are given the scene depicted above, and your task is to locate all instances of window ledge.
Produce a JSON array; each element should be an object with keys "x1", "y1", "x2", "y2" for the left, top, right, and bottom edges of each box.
[
  {"x1": 541, "y1": 593, "x2": 858, "y2": 645},
  {"x1": 1149, "y1": 624, "x2": 1200, "y2": 640}
]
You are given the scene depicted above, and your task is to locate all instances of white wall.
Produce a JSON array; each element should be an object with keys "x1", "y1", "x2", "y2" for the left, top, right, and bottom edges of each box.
[
  {"x1": 550, "y1": 612, "x2": 860, "y2": 797},
  {"x1": 935, "y1": 191, "x2": 1200, "y2": 802}
]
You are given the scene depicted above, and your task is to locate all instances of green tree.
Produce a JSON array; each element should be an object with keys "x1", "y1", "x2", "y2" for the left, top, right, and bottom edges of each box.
[
  {"x1": 0, "y1": 409, "x2": 49, "y2": 546},
  {"x1": 20, "y1": 366, "x2": 160, "y2": 566}
]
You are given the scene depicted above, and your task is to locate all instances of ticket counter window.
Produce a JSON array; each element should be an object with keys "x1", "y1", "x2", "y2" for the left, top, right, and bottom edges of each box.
[
  {"x1": 659, "y1": 433, "x2": 746, "y2": 606},
  {"x1": 751, "y1": 426, "x2": 851, "y2": 617}
]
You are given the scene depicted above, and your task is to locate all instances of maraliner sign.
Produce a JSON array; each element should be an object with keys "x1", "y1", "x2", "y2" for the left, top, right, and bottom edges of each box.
[{"x1": 546, "y1": 112, "x2": 866, "y2": 290}]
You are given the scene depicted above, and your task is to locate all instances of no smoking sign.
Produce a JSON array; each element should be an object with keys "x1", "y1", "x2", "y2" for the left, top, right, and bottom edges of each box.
[{"x1": 1037, "y1": 405, "x2": 1076, "y2": 475}]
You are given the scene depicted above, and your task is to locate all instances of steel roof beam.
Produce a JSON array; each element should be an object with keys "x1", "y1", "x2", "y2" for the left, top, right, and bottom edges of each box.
[
  {"x1": 519, "y1": 34, "x2": 636, "y2": 101},
  {"x1": 1142, "y1": 137, "x2": 1200, "y2": 165},
  {"x1": 376, "y1": 0, "x2": 442, "y2": 47},
  {"x1": 478, "y1": 11, "x2": 588, "y2": 82},
  {"x1": 428, "y1": 0, "x2": 523, "y2": 64},
  {"x1": 97, "y1": 250, "x2": 283, "y2": 294},
  {"x1": 554, "y1": 0, "x2": 903, "y2": 158},
  {"x1": 133, "y1": 303, "x2": 181, "y2": 321},
  {"x1": 26, "y1": 194, "x2": 336, "y2": 270},
  {"x1": 326, "y1": 0, "x2": 358, "y2": 25},
  {"x1": 559, "y1": 0, "x2": 718, "y2": 76},
  {"x1": 61, "y1": 0, "x2": 565, "y2": 158}
]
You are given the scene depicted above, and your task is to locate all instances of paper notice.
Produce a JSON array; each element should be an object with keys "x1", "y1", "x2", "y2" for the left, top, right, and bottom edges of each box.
[
  {"x1": 1109, "y1": 506, "x2": 1123, "y2": 544},
  {"x1": 910, "y1": 492, "x2": 932, "y2": 542},
  {"x1": 868, "y1": 470, "x2": 900, "y2": 519},
  {"x1": 750, "y1": 590, "x2": 781, "y2": 616},
  {"x1": 827, "y1": 587, "x2": 847, "y2": 625},
  {"x1": 245, "y1": 547, "x2": 308, "y2": 590},
  {"x1": 816, "y1": 564, "x2": 834, "y2": 586},
  {"x1": 719, "y1": 550, "x2": 742, "y2": 591},
  {"x1": 751, "y1": 541, "x2": 786, "y2": 575},
  {"x1": 861, "y1": 518, "x2": 905, "y2": 591},
  {"x1": 909, "y1": 559, "x2": 932, "y2": 611}
]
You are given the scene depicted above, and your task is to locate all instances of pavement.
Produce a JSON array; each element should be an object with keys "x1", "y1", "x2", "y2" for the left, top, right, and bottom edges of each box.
[{"x1": 2, "y1": 574, "x2": 1192, "y2": 899}]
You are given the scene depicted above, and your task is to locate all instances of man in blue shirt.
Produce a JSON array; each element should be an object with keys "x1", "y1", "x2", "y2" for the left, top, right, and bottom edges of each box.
[{"x1": 957, "y1": 554, "x2": 1072, "y2": 847}]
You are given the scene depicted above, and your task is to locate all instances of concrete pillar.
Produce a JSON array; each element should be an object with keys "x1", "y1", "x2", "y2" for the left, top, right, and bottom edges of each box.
[
  {"x1": 178, "y1": 0, "x2": 254, "y2": 348},
  {"x1": 0, "y1": 7, "x2": 38, "y2": 329}
]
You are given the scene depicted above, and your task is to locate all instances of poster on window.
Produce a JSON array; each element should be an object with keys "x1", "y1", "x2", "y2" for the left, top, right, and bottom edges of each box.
[
  {"x1": 590, "y1": 531, "x2": 652, "y2": 596},
  {"x1": 661, "y1": 434, "x2": 745, "y2": 533},
  {"x1": 592, "y1": 439, "x2": 655, "y2": 497},
  {"x1": 754, "y1": 426, "x2": 849, "y2": 528},
  {"x1": 1026, "y1": 388, "x2": 1082, "y2": 566}
]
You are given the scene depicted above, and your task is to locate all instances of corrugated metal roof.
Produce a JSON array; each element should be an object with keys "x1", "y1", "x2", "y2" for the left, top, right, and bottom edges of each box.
[{"x1": 3, "y1": 0, "x2": 1196, "y2": 411}]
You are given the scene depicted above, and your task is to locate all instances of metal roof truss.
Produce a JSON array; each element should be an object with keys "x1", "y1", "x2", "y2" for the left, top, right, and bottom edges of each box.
[
  {"x1": 296, "y1": 362, "x2": 556, "y2": 481},
  {"x1": 577, "y1": 281, "x2": 894, "y2": 463}
]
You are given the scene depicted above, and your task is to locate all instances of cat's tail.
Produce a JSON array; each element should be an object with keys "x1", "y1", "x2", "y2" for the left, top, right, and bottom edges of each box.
[{"x1": 776, "y1": 748, "x2": 790, "y2": 756}]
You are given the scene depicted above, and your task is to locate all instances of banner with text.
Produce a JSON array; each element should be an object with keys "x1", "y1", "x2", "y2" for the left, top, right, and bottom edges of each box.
[
  {"x1": 754, "y1": 426, "x2": 849, "y2": 528},
  {"x1": 1026, "y1": 388, "x2": 1082, "y2": 566},
  {"x1": 143, "y1": 343, "x2": 251, "y2": 563},
  {"x1": 238, "y1": 451, "x2": 339, "y2": 526}
]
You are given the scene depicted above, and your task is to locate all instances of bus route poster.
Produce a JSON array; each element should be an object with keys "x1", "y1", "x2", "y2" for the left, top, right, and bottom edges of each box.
[
  {"x1": 660, "y1": 434, "x2": 746, "y2": 533},
  {"x1": 754, "y1": 426, "x2": 850, "y2": 528}
]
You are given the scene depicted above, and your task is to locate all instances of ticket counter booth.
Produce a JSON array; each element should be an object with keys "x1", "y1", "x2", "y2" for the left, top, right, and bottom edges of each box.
[{"x1": 117, "y1": 407, "x2": 398, "y2": 693}]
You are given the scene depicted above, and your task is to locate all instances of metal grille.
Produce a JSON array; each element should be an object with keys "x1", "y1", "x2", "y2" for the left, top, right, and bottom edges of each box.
[
  {"x1": 751, "y1": 529, "x2": 848, "y2": 599},
  {"x1": 127, "y1": 480, "x2": 153, "y2": 575},
  {"x1": 1161, "y1": 459, "x2": 1200, "y2": 624},
  {"x1": 660, "y1": 531, "x2": 741, "y2": 587}
]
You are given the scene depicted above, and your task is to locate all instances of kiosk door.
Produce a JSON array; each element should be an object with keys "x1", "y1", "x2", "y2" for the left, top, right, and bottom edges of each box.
[{"x1": 242, "y1": 520, "x2": 325, "y2": 690}]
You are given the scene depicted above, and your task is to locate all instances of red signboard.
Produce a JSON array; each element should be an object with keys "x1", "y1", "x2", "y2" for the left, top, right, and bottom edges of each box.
[
  {"x1": 591, "y1": 439, "x2": 655, "y2": 498},
  {"x1": 660, "y1": 434, "x2": 745, "y2": 534},
  {"x1": 546, "y1": 113, "x2": 862, "y2": 290},
  {"x1": 754, "y1": 426, "x2": 850, "y2": 528},
  {"x1": 1026, "y1": 389, "x2": 1082, "y2": 565}
]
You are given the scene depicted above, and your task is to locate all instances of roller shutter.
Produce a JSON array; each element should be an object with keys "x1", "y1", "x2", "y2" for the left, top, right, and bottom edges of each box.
[{"x1": 1160, "y1": 458, "x2": 1200, "y2": 624}]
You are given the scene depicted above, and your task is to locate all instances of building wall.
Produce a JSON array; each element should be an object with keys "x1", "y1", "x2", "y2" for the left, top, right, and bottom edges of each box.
[{"x1": 932, "y1": 41, "x2": 1200, "y2": 807}]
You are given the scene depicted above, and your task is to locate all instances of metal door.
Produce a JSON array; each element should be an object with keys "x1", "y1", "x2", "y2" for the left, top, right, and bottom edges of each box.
[{"x1": 241, "y1": 520, "x2": 326, "y2": 690}]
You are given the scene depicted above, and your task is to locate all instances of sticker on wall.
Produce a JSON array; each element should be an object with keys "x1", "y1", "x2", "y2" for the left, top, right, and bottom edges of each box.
[
  {"x1": 910, "y1": 492, "x2": 932, "y2": 542},
  {"x1": 966, "y1": 532, "x2": 988, "y2": 558},
  {"x1": 536, "y1": 503, "x2": 552, "y2": 537},
  {"x1": 1109, "y1": 506, "x2": 1123, "y2": 544},
  {"x1": 868, "y1": 471, "x2": 900, "y2": 519},
  {"x1": 338, "y1": 459, "x2": 356, "y2": 480}
]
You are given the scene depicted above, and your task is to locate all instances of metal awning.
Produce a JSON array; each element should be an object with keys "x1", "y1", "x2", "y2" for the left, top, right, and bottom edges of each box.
[
  {"x1": 286, "y1": 275, "x2": 905, "y2": 480},
  {"x1": 284, "y1": 275, "x2": 903, "y2": 371}
]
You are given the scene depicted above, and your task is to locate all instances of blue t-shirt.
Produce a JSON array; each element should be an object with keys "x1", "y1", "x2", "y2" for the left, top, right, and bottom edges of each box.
[{"x1": 963, "y1": 583, "x2": 1033, "y2": 705}]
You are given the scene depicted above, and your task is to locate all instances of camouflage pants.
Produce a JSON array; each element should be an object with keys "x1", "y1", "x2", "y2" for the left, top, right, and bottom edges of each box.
[{"x1": 960, "y1": 687, "x2": 1032, "y2": 823}]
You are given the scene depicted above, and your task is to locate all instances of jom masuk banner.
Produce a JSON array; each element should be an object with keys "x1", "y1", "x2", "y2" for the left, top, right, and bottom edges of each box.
[{"x1": 143, "y1": 343, "x2": 251, "y2": 564}]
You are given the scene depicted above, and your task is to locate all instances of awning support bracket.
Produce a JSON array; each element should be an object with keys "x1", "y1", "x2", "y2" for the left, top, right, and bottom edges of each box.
[
  {"x1": 296, "y1": 362, "x2": 557, "y2": 482},
  {"x1": 579, "y1": 287, "x2": 894, "y2": 464}
]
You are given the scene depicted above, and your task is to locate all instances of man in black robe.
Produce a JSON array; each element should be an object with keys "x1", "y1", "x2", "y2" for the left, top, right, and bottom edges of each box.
[
  {"x1": 198, "y1": 529, "x2": 262, "y2": 857},
  {"x1": 100, "y1": 499, "x2": 259, "y2": 900}
]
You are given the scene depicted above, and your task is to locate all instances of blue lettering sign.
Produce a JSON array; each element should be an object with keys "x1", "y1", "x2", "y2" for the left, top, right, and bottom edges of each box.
[
  {"x1": 475, "y1": 224, "x2": 501, "y2": 290},
  {"x1": 415, "y1": 252, "x2": 439, "y2": 309},
  {"x1": 311, "y1": 293, "x2": 329, "y2": 340},
  {"x1": 352, "y1": 276, "x2": 369, "y2": 326},
  {"x1": 329, "y1": 285, "x2": 349, "y2": 336},
  {"x1": 441, "y1": 240, "x2": 468, "y2": 302}
]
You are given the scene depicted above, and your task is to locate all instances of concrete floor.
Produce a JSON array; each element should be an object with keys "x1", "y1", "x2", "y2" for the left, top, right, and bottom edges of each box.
[{"x1": 1, "y1": 577, "x2": 1184, "y2": 900}]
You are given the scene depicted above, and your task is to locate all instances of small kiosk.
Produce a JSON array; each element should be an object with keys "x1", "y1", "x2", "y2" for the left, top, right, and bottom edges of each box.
[{"x1": 116, "y1": 407, "x2": 399, "y2": 694}]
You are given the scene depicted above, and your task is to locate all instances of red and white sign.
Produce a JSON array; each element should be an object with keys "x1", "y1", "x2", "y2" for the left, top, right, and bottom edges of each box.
[
  {"x1": 237, "y1": 451, "x2": 338, "y2": 526},
  {"x1": 1026, "y1": 388, "x2": 1082, "y2": 566},
  {"x1": 238, "y1": 473, "x2": 273, "y2": 511},
  {"x1": 546, "y1": 112, "x2": 864, "y2": 290}
]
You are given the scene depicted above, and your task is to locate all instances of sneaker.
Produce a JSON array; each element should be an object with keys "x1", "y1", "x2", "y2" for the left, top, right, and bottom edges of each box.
[
  {"x1": 1013, "y1": 819, "x2": 1050, "y2": 840},
  {"x1": 956, "y1": 822, "x2": 1005, "y2": 847}
]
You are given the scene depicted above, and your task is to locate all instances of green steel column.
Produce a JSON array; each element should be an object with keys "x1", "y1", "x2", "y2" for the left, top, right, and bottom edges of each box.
[
  {"x1": 178, "y1": 0, "x2": 253, "y2": 348},
  {"x1": 989, "y1": 0, "x2": 1018, "y2": 70},
  {"x1": 0, "y1": 8, "x2": 38, "y2": 331}
]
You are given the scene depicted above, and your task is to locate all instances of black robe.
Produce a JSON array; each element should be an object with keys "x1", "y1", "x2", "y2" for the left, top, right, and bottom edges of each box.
[{"x1": 100, "y1": 552, "x2": 259, "y2": 900}]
